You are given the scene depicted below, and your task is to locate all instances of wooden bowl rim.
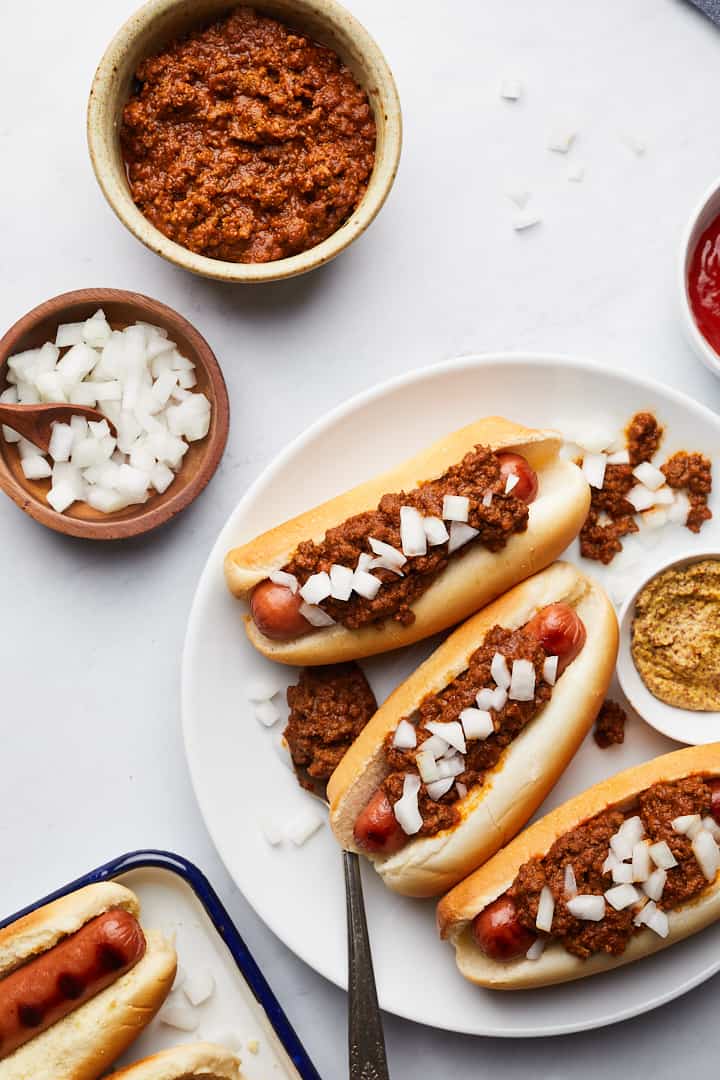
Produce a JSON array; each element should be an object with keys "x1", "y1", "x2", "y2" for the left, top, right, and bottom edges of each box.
[{"x1": 0, "y1": 288, "x2": 230, "y2": 540}]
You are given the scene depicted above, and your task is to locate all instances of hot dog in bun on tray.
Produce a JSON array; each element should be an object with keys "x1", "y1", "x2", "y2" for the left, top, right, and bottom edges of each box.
[
  {"x1": 328, "y1": 561, "x2": 618, "y2": 897},
  {"x1": 225, "y1": 418, "x2": 591, "y2": 665},
  {"x1": 438, "y1": 745, "x2": 720, "y2": 987},
  {"x1": 0, "y1": 883, "x2": 176, "y2": 1080}
]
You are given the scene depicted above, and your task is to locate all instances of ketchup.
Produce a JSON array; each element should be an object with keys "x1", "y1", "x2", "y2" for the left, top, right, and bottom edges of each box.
[{"x1": 688, "y1": 213, "x2": 720, "y2": 356}]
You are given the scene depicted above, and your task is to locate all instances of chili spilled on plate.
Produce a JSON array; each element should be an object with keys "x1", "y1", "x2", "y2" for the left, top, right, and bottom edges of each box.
[{"x1": 120, "y1": 7, "x2": 376, "y2": 264}]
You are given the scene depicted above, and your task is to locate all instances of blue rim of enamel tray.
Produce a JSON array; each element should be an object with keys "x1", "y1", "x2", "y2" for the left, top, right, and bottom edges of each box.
[{"x1": 0, "y1": 849, "x2": 322, "y2": 1080}]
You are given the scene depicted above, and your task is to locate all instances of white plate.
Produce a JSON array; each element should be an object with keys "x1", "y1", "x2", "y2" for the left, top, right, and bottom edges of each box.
[{"x1": 182, "y1": 355, "x2": 720, "y2": 1037}]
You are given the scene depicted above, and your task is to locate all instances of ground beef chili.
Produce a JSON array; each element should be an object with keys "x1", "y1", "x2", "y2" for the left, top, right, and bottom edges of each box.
[
  {"x1": 662, "y1": 451, "x2": 712, "y2": 532},
  {"x1": 121, "y1": 8, "x2": 376, "y2": 264},
  {"x1": 381, "y1": 624, "x2": 552, "y2": 838},
  {"x1": 593, "y1": 700, "x2": 627, "y2": 748},
  {"x1": 284, "y1": 663, "x2": 376, "y2": 790},
  {"x1": 283, "y1": 446, "x2": 529, "y2": 631},
  {"x1": 579, "y1": 411, "x2": 712, "y2": 564},
  {"x1": 510, "y1": 777, "x2": 713, "y2": 959}
]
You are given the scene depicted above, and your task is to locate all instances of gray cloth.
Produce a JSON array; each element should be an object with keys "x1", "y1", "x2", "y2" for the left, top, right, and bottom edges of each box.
[{"x1": 689, "y1": 0, "x2": 720, "y2": 25}]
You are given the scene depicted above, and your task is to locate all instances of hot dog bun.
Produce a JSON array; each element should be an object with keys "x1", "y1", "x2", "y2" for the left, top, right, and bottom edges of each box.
[
  {"x1": 438, "y1": 745, "x2": 720, "y2": 988},
  {"x1": 225, "y1": 417, "x2": 590, "y2": 665},
  {"x1": 108, "y1": 1042, "x2": 243, "y2": 1079},
  {"x1": 0, "y1": 883, "x2": 177, "y2": 1080},
  {"x1": 328, "y1": 562, "x2": 618, "y2": 897}
]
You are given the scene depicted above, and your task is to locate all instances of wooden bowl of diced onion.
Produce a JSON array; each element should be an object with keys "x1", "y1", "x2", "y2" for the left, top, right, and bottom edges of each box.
[{"x1": 0, "y1": 288, "x2": 229, "y2": 539}]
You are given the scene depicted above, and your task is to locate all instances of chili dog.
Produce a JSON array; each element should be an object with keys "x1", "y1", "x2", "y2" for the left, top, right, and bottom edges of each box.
[
  {"x1": 109, "y1": 1043, "x2": 243, "y2": 1080},
  {"x1": 225, "y1": 418, "x2": 591, "y2": 665},
  {"x1": 438, "y1": 745, "x2": 720, "y2": 988},
  {"x1": 328, "y1": 562, "x2": 618, "y2": 897},
  {"x1": 0, "y1": 883, "x2": 176, "y2": 1080}
]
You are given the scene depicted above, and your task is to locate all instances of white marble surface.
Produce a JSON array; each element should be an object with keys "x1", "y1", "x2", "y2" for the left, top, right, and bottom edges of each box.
[{"x1": 2, "y1": 0, "x2": 720, "y2": 1075}]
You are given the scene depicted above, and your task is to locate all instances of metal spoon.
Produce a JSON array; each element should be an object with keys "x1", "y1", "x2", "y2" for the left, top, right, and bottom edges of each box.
[
  {"x1": 296, "y1": 765, "x2": 391, "y2": 1080},
  {"x1": 0, "y1": 402, "x2": 117, "y2": 453}
]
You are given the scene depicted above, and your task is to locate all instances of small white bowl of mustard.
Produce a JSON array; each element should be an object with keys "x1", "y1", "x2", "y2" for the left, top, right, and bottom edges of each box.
[{"x1": 617, "y1": 549, "x2": 720, "y2": 745}]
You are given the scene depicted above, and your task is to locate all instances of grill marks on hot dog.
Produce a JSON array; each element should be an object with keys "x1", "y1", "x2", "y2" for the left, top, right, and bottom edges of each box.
[
  {"x1": 0, "y1": 908, "x2": 146, "y2": 1061},
  {"x1": 250, "y1": 447, "x2": 539, "y2": 641},
  {"x1": 354, "y1": 604, "x2": 587, "y2": 853}
]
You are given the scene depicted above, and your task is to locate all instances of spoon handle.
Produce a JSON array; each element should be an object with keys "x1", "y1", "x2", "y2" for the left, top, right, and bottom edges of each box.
[{"x1": 344, "y1": 849, "x2": 390, "y2": 1080}]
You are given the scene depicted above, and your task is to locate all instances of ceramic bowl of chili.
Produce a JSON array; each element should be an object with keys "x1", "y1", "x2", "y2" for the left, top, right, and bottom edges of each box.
[
  {"x1": 87, "y1": 0, "x2": 402, "y2": 284},
  {"x1": 679, "y1": 176, "x2": 720, "y2": 377},
  {"x1": 0, "y1": 289, "x2": 229, "y2": 540}
]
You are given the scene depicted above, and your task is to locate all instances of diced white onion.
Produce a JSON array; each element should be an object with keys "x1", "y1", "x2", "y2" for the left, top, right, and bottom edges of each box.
[
  {"x1": 356, "y1": 553, "x2": 373, "y2": 572},
  {"x1": 509, "y1": 659, "x2": 535, "y2": 702},
  {"x1": 642, "y1": 868, "x2": 667, "y2": 902},
  {"x1": 47, "y1": 484, "x2": 76, "y2": 513},
  {"x1": 269, "y1": 570, "x2": 299, "y2": 593},
  {"x1": 491, "y1": 686, "x2": 508, "y2": 711},
  {"x1": 649, "y1": 841, "x2": 678, "y2": 870},
  {"x1": 299, "y1": 602, "x2": 335, "y2": 628},
  {"x1": 692, "y1": 829, "x2": 720, "y2": 881},
  {"x1": 672, "y1": 814, "x2": 702, "y2": 836},
  {"x1": 619, "y1": 816, "x2": 645, "y2": 847},
  {"x1": 504, "y1": 472, "x2": 519, "y2": 494},
  {"x1": 703, "y1": 816, "x2": 720, "y2": 841},
  {"x1": 543, "y1": 655, "x2": 559, "y2": 686},
  {"x1": 650, "y1": 486, "x2": 675, "y2": 507},
  {"x1": 392, "y1": 719, "x2": 417, "y2": 749},
  {"x1": 183, "y1": 970, "x2": 215, "y2": 1007},
  {"x1": 425, "y1": 720, "x2": 466, "y2": 754},
  {"x1": 526, "y1": 937, "x2": 546, "y2": 961},
  {"x1": 423, "y1": 516, "x2": 450, "y2": 546},
  {"x1": 639, "y1": 507, "x2": 669, "y2": 531},
  {"x1": 582, "y1": 452, "x2": 607, "y2": 489},
  {"x1": 455, "y1": 781, "x2": 468, "y2": 798},
  {"x1": 286, "y1": 806, "x2": 325, "y2": 846},
  {"x1": 612, "y1": 862, "x2": 634, "y2": 885},
  {"x1": 21, "y1": 456, "x2": 52, "y2": 480},
  {"x1": 254, "y1": 700, "x2": 280, "y2": 728},
  {"x1": 299, "y1": 572, "x2": 332, "y2": 605},
  {"x1": 536, "y1": 886, "x2": 555, "y2": 932},
  {"x1": 491, "y1": 652, "x2": 511, "y2": 690},
  {"x1": 564, "y1": 864, "x2": 577, "y2": 898},
  {"x1": 668, "y1": 491, "x2": 691, "y2": 525},
  {"x1": 632, "y1": 462, "x2": 665, "y2": 491},
  {"x1": 416, "y1": 750, "x2": 441, "y2": 784},
  {"x1": 393, "y1": 774, "x2": 423, "y2": 836},
  {"x1": 607, "y1": 449, "x2": 630, "y2": 465},
  {"x1": 158, "y1": 1003, "x2": 199, "y2": 1032},
  {"x1": 435, "y1": 754, "x2": 466, "y2": 779},
  {"x1": 426, "y1": 777, "x2": 454, "y2": 801},
  {"x1": 604, "y1": 883, "x2": 641, "y2": 911},
  {"x1": 368, "y1": 537, "x2": 406, "y2": 568},
  {"x1": 631, "y1": 842, "x2": 651, "y2": 882},
  {"x1": 475, "y1": 688, "x2": 495, "y2": 710},
  {"x1": 329, "y1": 564, "x2": 354, "y2": 601},
  {"x1": 566, "y1": 895, "x2": 606, "y2": 921},
  {"x1": 367, "y1": 556, "x2": 404, "y2": 576},
  {"x1": 635, "y1": 901, "x2": 669, "y2": 937},
  {"x1": 399, "y1": 506, "x2": 427, "y2": 557},
  {"x1": 482, "y1": 491, "x2": 493, "y2": 507},
  {"x1": 447, "y1": 521, "x2": 479, "y2": 554},
  {"x1": 627, "y1": 484, "x2": 656, "y2": 512},
  {"x1": 420, "y1": 734, "x2": 449, "y2": 759},
  {"x1": 442, "y1": 494, "x2": 470, "y2": 522},
  {"x1": 49, "y1": 422, "x2": 74, "y2": 463},
  {"x1": 460, "y1": 708, "x2": 493, "y2": 741},
  {"x1": 352, "y1": 569, "x2": 382, "y2": 600},
  {"x1": 602, "y1": 851, "x2": 621, "y2": 876}
]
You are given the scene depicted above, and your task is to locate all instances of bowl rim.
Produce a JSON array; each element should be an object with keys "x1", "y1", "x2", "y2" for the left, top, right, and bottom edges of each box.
[
  {"x1": 86, "y1": 0, "x2": 403, "y2": 284},
  {"x1": 678, "y1": 174, "x2": 720, "y2": 379},
  {"x1": 0, "y1": 287, "x2": 230, "y2": 540},
  {"x1": 617, "y1": 546, "x2": 720, "y2": 745}
]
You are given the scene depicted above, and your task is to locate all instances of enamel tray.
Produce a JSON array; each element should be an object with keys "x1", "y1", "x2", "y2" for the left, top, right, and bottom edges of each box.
[
  {"x1": 0, "y1": 850, "x2": 321, "y2": 1079},
  {"x1": 183, "y1": 355, "x2": 720, "y2": 1037}
]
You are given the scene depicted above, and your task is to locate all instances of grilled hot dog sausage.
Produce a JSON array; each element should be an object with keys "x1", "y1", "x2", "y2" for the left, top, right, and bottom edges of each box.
[
  {"x1": 525, "y1": 602, "x2": 586, "y2": 674},
  {"x1": 709, "y1": 779, "x2": 720, "y2": 825},
  {"x1": 496, "y1": 453, "x2": 539, "y2": 504},
  {"x1": 472, "y1": 895, "x2": 536, "y2": 961},
  {"x1": 353, "y1": 789, "x2": 407, "y2": 855},
  {"x1": 249, "y1": 579, "x2": 310, "y2": 641},
  {"x1": 0, "y1": 908, "x2": 146, "y2": 1061}
]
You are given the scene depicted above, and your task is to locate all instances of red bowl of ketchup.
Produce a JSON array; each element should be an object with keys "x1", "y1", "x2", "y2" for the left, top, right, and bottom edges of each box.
[{"x1": 681, "y1": 179, "x2": 720, "y2": 377}]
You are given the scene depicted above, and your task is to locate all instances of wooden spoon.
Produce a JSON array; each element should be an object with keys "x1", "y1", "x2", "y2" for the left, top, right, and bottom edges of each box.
[{"x1": 0, "y1": 403, "x2": 117, "y2": 453}]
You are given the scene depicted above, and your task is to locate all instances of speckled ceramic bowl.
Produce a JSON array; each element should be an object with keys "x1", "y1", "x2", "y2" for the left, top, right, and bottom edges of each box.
[{"x1": 87, "y1": 0, "x2": 402, "y2": 283}]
